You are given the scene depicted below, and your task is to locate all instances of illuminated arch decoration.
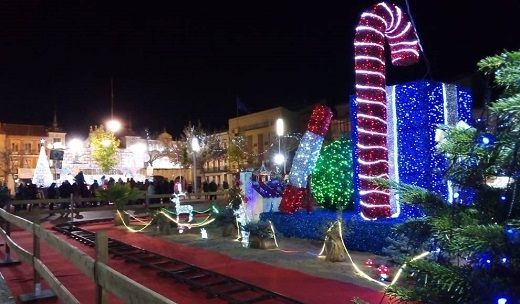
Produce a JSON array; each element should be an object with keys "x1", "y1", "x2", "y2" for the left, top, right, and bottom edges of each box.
[
  {"x1": 354, "y1": 2, "x2": 420, "y2": 219},
  {"x1": 279, "y1": 104, "x2": 333, "y2": 214}
]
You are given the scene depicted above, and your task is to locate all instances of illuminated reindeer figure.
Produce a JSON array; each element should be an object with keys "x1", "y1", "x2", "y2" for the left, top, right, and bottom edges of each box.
[{"x1": 171, "y1": 193, "x2": 193, "y2": 223}]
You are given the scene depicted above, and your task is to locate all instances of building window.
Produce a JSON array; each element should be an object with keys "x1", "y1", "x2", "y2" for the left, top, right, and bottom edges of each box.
[
  {"x1": 24, "y1": 143, "x2": 32, "y2": 153},
  {"x1": 11, "y1": 143, "x2": 18, "y2": 152}
]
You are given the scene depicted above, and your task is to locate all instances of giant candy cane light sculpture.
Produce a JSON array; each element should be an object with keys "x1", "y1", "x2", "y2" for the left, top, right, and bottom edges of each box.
[
  {"x1": 355, "y1": 2, "x2": 420, "y2": 219},
  {"x1": 279, "y1": 104, "x2": 333, "y2": 214}
]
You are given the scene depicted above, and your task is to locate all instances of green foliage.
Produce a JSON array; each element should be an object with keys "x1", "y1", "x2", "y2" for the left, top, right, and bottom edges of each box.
[
  {"x1": 351, "y1": 298, "x2": 370, "y2": 304},
  {"x1": 383, "y1": 234, "x2": 426, "y2": 266},
  {"x1": 385, "y1": 50, "x2": 520, "y2": 303},
  {"x1": 243, "y1": 220, "x2": 275, "y2": 238},
  {"x1": 312, "y1": 137, "x2": 354, "y2": 210},
  {"x1": 95, "y1": 183, "x2": 143, "y2": 210},
  {"x1": 375, "y1": 179, "x2": 445, "y2": 214},
  {"x1": 387, "y1": 259, "x2": 473, "y2": 304},
  {"x1": 90, "y1": 125, "x2": 120, "y2": 173},
  {"x1": 227, "y1": 186, "x2": 244, "y2": 210},
  {"x1": 477, "y1": 50, "x2": 520, "y2": 97},
  {"x1": 228, "y1": 135, "x2": 247, "y2": 169},
  {"x1": 215, "y1": 207, "x2": 237, "y2": 226}
]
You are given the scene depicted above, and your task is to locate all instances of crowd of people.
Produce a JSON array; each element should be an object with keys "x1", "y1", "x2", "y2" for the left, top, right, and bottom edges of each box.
[{"x1": 7, "y1": 172, "x2": 229, "y2": 213}]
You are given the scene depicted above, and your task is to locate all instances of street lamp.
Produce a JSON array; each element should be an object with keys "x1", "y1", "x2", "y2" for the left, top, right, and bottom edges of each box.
[
  {"x1": 191, "y1": 137, "x2": 201, "y2": 196},
  {"x1": 106, "y1": 119, "x2": 121, "y2": 133},
  {"x1": 276, "y1": 118, "x2": 285, "y2": 174},
  {"x1": 106, "y1": 77, "x2": 121, "y2": 133},
  {"x1": 68, "y1": 138, "x2": 83, "y2": 163}
]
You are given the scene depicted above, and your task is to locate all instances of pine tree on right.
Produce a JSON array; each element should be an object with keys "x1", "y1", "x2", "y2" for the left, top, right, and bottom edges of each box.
[{"x1": 384, "y1": 50, "x2": 520, "y2": 303}]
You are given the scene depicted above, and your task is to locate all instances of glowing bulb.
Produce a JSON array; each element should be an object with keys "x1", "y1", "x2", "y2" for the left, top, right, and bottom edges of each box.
[
  {"x1": 453, "y1": 192, "x2": 459, "y2": 199},
  {"x1": 276, "y1": 118, "x2": 284, "y2": 136},
  {"x1": 107, "y1": 119, "x2": 121, "y2": 133},
  {"x1": 498, "y1": 298, "x2": 508, "y2": 304},
  {"x1": 479, "y1": 133, "x2": 495, "y2": 145},
  {"x1": 274, "y1": 153, "x2": 285, "y2": 165}
]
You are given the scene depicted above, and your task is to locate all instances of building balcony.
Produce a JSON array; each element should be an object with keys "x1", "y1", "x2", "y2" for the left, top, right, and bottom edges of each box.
[{"x1": 203, "y1": 166, "x2": 230, "y2": 173}]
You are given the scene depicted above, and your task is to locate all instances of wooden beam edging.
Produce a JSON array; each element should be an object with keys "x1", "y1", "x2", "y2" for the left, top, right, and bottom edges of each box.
[
  {"x1": 0, "y1": 209, "x2": 33, "y2": 232},
  {"x1": 0, "y1": 227, "x2": 32, "y2": 262},
  {"x1": 33, "y1": 226, "x2": 175, "y2": 303},
  {"x1": 0, "y1": 210, "x2": 176, "y2": 303},
  {"x1": 9, "y1": 191, "x2": 228, "y2": 207},
  {"x1": 95, "y1": 262, "x2": 176, "y2": 304},
  {"x1": 32, "y1": 225, "x2": 95, "y2": 279},
  {"x1": 95, "y1": 232, "x2": 108, "y2": 304},
  {"x1": 10, "y1": 198, "x2": 71, "y2": 206},
  {"x1": 33, "y1": 259, "x2": 79, "y2": 304}
]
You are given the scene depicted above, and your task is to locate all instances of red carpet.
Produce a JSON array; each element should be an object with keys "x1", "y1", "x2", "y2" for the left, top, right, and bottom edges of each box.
[{"x1": 0, "y1": 222, "x2": 390, "y2": 304}]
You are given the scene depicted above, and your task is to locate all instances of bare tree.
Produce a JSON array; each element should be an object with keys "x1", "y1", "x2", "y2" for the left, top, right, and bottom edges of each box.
[
  {"x1": 182, "y1": 121, "x2": 226, "y2": 181},
  {"x1": 144, "y1": 129, "x2": 181, "y2": 167},
  {"x1": 228, "y1": 135, "x2": 247, "y2": 170},
  {"x1": 0, "y1": 150, "x2": 16, "y2": 187}
]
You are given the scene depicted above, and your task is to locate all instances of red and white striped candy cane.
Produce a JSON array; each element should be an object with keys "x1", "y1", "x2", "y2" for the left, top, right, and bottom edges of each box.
[{"x1": 354, "y1": 2, "x2": 420, "y2": 219}]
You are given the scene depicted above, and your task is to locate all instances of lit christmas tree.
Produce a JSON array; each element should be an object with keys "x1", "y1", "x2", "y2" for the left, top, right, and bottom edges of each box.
[
  {"x1": 384, "y1": 50, "x2": 520, "y2": 303},
  {"x1": 312, "y1": 137, "x2": 354, "y2": 210},
  {"x1": 32, "y1": 145, "x2": 54, "y2": 187}
]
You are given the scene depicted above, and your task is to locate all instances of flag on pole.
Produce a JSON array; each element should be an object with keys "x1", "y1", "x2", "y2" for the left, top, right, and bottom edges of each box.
[{"x1": 236, "y1": 95, "x2": 250, "y2": 114}]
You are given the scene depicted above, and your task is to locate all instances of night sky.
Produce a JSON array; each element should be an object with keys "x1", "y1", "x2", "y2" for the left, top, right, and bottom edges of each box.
[{"x1": 0, "y1": 0, "x2": 519, "y2": 139}]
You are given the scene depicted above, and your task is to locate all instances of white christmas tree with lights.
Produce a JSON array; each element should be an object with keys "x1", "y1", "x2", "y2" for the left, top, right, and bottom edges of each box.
[{"x1": 32, "y1": 145, "x2": 54, "y2": 187}]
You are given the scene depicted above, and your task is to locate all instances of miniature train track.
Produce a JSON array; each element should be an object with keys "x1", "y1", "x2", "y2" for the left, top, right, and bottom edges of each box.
[{"x1": 53, "y1": 221, "x2": 302, "y2": 304}]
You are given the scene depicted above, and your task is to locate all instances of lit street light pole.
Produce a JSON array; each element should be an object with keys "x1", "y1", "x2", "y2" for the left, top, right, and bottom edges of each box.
[
  {"x1": 276, "y1": 118, "x2": 285, "y2": 175},
  {"x1": 107, "y1": 77, "x2": 121, "y2": 133},
  {"x1": 191, "y1": 137, "x2": 201, "y2": 196}
]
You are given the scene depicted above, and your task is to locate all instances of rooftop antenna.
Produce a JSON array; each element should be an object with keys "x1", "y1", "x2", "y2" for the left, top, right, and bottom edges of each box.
[
  {"x1": 111, "y1": 77, "x2": 114, "y2": 119},
  {"x1": 52, "y1": 104, "x2": 59, "y2": 131}
]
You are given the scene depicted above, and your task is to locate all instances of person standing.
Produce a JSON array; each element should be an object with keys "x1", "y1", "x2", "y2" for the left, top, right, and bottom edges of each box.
[
  {"x1": 58, "y1": 180, "x2": 73, "y2": 213},
  {"x1": 90, "y1": 180, "x2": 100, "y2": 206},
  {"x1": 47, "y1": 182, "x2": 57, "y2": 214},
  {"x1": 209, "y1": 178, "x2": 218, "y2": 200},
  {"x1": 202, "y1": 179, "x2": 209, "y2": 199}
]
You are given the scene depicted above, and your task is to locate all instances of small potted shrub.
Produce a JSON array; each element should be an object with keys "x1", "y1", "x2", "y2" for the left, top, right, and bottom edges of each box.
[
  {"x1": 243, "y1": 220, "x2": 277, "y2": 249},
  {"x1": 215, "y1": 207, "x2": 238, "y2": 237},
  {"x1": 96, "y1": 183, "x2": 143, "y2": 226}
]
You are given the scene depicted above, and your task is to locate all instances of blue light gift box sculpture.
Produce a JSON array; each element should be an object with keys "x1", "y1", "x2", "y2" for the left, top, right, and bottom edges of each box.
[{"x1": 351, "y1": 80, "x2": 473, "y2": 219}]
